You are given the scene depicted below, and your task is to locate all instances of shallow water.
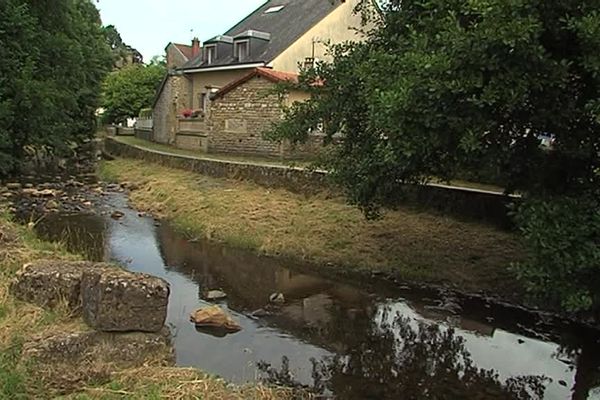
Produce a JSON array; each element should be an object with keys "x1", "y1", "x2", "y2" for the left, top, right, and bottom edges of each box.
[{"x1": 34, "y1": 192, "x2": 600, "y2": 399}]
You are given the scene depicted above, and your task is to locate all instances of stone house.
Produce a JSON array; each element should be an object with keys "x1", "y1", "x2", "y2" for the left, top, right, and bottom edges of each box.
[{"x1": 152, "y1": 0, "x2": 375, "y2": 157}]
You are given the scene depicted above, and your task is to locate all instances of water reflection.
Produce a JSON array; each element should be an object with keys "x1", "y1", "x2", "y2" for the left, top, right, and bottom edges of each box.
[
  {"x1": 261, "y1": 312, "x2": 548, "y2": 399},
  {"x1": 34, "y1": 192, "x2": 600, "y2": 399},
  {"x1": 34, "y1": 212, "x2": 108, "y2": 261}
]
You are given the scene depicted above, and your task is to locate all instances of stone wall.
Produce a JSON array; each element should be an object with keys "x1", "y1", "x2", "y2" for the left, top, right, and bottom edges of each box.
[
  {"x1": 153, "y1": 74, "x2": 191, "y2": 144},
  {"x1": 175, "y1": 134, "x2": 208, "y2": 152},
  {"x1": 134, "y1": 128, "x2": 153, "y2": 141},
  {"x1": 105, "y1": 137, "x2": 328, "y2": 194},
  {"x1": 104, "y1": 137, "x2": 517, "y2": 228},
  {"x1": 116, "y1": 127, "x2": 134, "y2": 136},
  {"x1": 208, "y1": 75, "x2": 284, "y2": 157}
]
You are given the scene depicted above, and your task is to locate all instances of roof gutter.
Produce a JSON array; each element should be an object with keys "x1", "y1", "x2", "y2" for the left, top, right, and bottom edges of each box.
[{"x1": 181, "y1": 62, "x2": 265, "y2": 74}]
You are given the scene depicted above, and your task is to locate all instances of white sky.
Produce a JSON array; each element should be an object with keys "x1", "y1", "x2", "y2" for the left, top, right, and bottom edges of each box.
[{"x1": 96, "y1": 0, "x2": 266, "y2": 61}]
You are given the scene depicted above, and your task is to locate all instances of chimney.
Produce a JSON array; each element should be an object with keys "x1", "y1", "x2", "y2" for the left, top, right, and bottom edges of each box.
[{"x1": 192, "y1": 37, "x2": 201, "y2": 58}]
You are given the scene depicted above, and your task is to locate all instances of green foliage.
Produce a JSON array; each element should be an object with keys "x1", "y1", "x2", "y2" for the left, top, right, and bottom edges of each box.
[
  {"x1": 139, "y1": 108, "x2": 153, "y2": 118},
  {"x1": 515, "y1": 192, "x2": 600, "y2": 313},
  {"x1": 0, "y1": 0, "x2": 112, "y2": 177},
  {"x1": 272, "y1": 0, "x2": 600, "y2": 312},
  {"x1": 103, "y1": 24, "x2": 143, "y2": 67},
  {"x1": 100, "y1": 63, "x2": 165, "y2": 124},
  {"x1": 0, "y1": 340, "x2": 27, "y2": 400}
]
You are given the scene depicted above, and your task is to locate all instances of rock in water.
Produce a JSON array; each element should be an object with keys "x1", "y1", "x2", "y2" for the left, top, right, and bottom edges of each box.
[
  {"x1": 204, "y1": 289, "x2": 227, "y2": 301},
  {"x1": 269, "y1": 292, "x2": 285, "y2": 304},
  {"x1": 111, "y1": 210, "x2": 125, "y2": 219},
  {"x1": 190, "y1": 305, "x2": 241, "y2": 333},
  {"x1": 35, "y1": 189, "x2": 56, "y2": 198},
  {"x1": 45, "y1": 200, "x2": 59, "y2": 210},
  {"x1": 81, "y1": 268, "x2": 169, "y2": 333},
  {"x1": 10, "y1": 261, "x2": 109, "y2": 311}
]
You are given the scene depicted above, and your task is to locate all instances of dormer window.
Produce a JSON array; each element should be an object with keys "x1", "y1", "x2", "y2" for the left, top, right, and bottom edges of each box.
[
  {"x1": 234, "y1": 40, "x2": 249, "y2": 62},
  {"x1": 205, "y1": 45, "x2": 216, "y2": 64}
]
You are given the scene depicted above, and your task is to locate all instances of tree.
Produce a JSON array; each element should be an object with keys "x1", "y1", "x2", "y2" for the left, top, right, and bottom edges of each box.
[
  {"x1": 100, "y1": 63, "x2": 165, "y2": 124},
  {"x1": 271, "y1": 1, "x2": 600, "y2": 314},
  {"x1": 103, "y1": 24, "x2": 143, "y2": 68},
  {"x1": 0, "y1": 0, "x2": 112, "y2": 176},
  {"x1": 259, "y1": 310, "x2": 548, "y2": 399}
]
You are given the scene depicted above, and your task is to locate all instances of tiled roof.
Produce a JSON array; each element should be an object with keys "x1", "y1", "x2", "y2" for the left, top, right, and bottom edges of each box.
[
  {"x1": 256, "y1": 67, "x2": 299, "y2": 83},
  {"x1": 173, "y1": 43, "x2": 193, "y2": 60},
  {"x1": 181, "y1": 0, "x2": 344, "y2": 70},
  {"x1": 212, "y1": 67, "x2": 299, "y2": 99}
]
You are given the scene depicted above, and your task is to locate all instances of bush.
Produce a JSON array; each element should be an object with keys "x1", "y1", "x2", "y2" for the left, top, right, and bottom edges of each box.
[{"x1": 515, "y1": 193, "x2": 600, "y2": 313}]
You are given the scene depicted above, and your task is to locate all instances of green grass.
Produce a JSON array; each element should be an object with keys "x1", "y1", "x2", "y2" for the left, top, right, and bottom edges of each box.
[
  {"x1": 0, "y1": 339, "x2": 27, "y2": 400},
  {"x1": 100, "y1": 159, "x2": 526, "y2": 298}
]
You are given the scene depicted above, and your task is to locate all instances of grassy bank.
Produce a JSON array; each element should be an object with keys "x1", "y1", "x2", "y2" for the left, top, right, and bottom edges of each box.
[
  {"x1": 0, "y1": 211, "x2": 83, "y2": 399},
  {"x1": 100, "y1": 159, "x2": 526, "y2": 299},
  {"x1": 0, "y1": 211, "x2": 292, "y2": 399}
]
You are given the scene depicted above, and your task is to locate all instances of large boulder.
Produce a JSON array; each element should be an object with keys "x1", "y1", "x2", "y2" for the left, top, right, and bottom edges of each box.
[
  {"x1": 22, "y1": 328, "x2": 174, "y2": 394},
  {"x1": 10, "y1": 260, "x2": 109, "y2": 311},
  {"x1": 81, "y1": 268, "x2": 169, "y2": 332}
]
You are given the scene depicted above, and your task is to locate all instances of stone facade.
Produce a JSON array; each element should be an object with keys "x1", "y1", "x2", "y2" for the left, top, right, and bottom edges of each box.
[
  {"x1": 208, "y1": 75, "x2": 284, "y2": 157},
  {"x1": 152, "y1": 74, "x2": 191, "y2": 144},
  {"x1": 154, "y1": 71, "x2": 325, "y2": 158}
]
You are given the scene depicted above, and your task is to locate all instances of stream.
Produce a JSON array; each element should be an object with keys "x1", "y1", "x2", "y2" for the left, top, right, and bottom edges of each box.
[{"x1": 29, "y1": 189, "x2": 600, "y2": 399}]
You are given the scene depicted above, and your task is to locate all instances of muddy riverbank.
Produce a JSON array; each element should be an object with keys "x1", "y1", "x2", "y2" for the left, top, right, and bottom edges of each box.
[{"x1": 12, "y1": 181, "x2": 598, "y2": 399}]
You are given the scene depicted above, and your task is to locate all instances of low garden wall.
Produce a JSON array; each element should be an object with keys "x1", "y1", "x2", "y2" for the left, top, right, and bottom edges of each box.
[
  {"x1": 134, "y1": 127, "x2": 153, "y2": 141},
  {"x1": 104, "y1": 137, "x2": 517, "y2": 228},
  {"x1": 105, "y1": 137, "x2": 328, "y2": 194}
]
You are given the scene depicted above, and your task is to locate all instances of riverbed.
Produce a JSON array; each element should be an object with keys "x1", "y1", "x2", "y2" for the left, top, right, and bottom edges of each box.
[{"x1": 27, "y1": 189, "x2": 600, "y2": 399}]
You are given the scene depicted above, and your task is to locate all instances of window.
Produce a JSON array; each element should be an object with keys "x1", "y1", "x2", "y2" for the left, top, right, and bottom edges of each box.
[
  {"x1": 264, "y1": 5, "x2": 284, "y2": 13},
  {"x1": 234, "y1": 41, "x2": 249, "y2": 61},
  {"x1": 205, "y1": 46, "x2": 216, "y2": 64}
]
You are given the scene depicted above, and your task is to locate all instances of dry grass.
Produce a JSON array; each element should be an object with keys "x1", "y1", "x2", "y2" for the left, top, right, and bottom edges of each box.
[
  {"x1": 0, "y1": 215, "x2": 82, "y2": 349},
  {"x1": 65, "y1": 367, "x2": 298, "y2": 400},
  {"x1": 100, "y1": 159, "x2": 525, "y2": 297},
  {"x1": 0, "y1": 212, "x2": 86, "y2": 398}
]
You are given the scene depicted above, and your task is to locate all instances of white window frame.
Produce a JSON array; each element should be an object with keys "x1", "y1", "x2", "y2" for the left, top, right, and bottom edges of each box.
[
  {"x1": 234, "y1": 40, "x2": 249, "y2": 62},
  {"x1": 205, "y1": 45, "x2": 216, "y2": 64}
]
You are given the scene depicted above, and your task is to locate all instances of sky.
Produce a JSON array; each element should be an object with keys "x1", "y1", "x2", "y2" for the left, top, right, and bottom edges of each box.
[{"x1": 96, "y1": 0, "x2": 266, "y2": 62}]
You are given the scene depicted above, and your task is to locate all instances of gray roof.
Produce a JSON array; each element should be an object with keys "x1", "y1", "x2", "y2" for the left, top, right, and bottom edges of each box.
[{"x1": 181, "y1": 0, "x2": 343, "y2": 70}]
